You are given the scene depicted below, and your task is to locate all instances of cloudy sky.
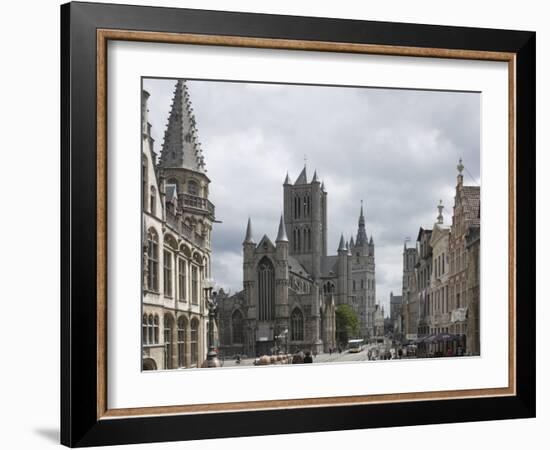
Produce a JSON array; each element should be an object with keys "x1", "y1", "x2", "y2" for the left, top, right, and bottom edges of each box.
[{"x1": 143, "y1": 78, "x2": 480, "y2": 314}]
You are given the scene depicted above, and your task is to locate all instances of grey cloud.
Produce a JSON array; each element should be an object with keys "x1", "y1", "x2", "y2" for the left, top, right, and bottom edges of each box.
[{"x1": 143, "y1": 78, "x2": 480, "y2": 313}]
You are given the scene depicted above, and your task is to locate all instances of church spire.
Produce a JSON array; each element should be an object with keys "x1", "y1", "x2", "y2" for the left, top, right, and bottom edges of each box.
[
  {"x1": 158, "y1": 79, "x2": 206, "y2": 172},
  {"x1": 295, "y1": 164, "x2": 308, "y2": 185},
  {"x1": 337, "y1": 233, "x2": 346, "y2": 253},
  {"x1": 283, "y1": 172, "x2": 292, "y2": 185},
  {"x1": 276, "y1": 214, "x2": 288, "y2": 242},
  {"x1": 243, "y1": 218, "x2": 255, "y2": 244},
  {"x1": 356, "y1": 200, "x2": 368, "y2": 247}
]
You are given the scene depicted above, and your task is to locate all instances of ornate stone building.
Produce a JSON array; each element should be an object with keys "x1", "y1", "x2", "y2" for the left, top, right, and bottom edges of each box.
[
  {"x1": 448, "y1": 159, "x2": 480, "y2": 343},
  {"x1": 141, "y1": 80, "x2": 214, "y2": 370},
  {"x1": 399, "y1": 159, "x2": 480, "y2": 355},
  {"x1": 428, "y1": 202, "x2": 451, "y2": 347},
  {"x1": 218, "y1": 167, "x2": 377, "y2": 356},
  {"x1": 416, "y1": 227, "x2": 433, "y2": 339}
]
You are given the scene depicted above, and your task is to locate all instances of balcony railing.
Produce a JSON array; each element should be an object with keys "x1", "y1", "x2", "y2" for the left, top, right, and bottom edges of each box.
[{"x1": 180, "y1": 193, "x2": 215, "y2": 218}]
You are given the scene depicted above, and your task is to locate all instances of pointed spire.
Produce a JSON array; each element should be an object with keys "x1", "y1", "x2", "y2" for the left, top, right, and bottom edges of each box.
[
  {"x1": 356, "y1": 200, "x2": 368, "y2": 247},
  {"x1": 295, "y1": 165, "x2": 308, "y2": 185},
  {"x1": 320, "y1": 181, "x2": 325, "y2": 191},
  {"x1": 243, "y1": 218, "x2": 255, "y2": 244},
  {"x1": 276, "y1": 214, "x2": 288, "y2": 242},
  {"x1": 283, "y1": 172, "x2": 292, "y2": 185},
  {"x1": 338, "y1": 234, "x2": 346, "y2": 252},
  {"x1": 158, "y1": 79, "x2": 206, "y2": 172},
  {"x1": 311, "y1": 170, "x2": 319, "y2": 183},
  {"x1": 369, "y1": 235, "x2": 374, "y2": 245},
  {"x1": 437, "y1": 200, "x2": 444, "y2": 224},
  {"x1": 350, "y1": 236, "x2": 355, "y2": 248}
]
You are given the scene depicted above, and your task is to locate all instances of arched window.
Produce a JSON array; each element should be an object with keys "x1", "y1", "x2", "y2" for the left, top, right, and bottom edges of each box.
[
  {"x1": 232, "y1": 310, "x2": 244, "y2": 344},
  {"x1": 290, "y1": 308, "x2": 304, "y2": 341},
  {"x1": 257, "y1": 257, "x2": 275, "y2": 321},
  {"x1": 147, "y1": 229, "x2": 159, "y2": 291},
  {"x1": 187, "y1": 180, "x2": 199, "y2": 196},
  {"x1": 190, "y1": 319, "x2": 199, "y2": 366},
  {"x1": 149, "y1": 186, "x2": 156, "y2": 215},
  {"x1": 142, "y1": 314, "x2": 148, "y2": 344},
  {"x1": 163, "y1": 249, "x2": 173, "y2": 297},
  {"x1": 177, "y1": 317, "x2": 187, "y2": 368},
  {"x1": 164, "y1": 315, "x2": 174, "y2": 369}
]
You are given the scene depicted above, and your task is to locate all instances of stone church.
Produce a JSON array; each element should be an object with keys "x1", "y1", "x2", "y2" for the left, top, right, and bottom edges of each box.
[{"x1": 218, "y1": 167, "x2": 377, "y2": 357}]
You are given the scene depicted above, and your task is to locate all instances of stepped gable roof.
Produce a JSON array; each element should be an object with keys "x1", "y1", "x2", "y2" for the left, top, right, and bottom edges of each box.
[{"x1": 462, "y1": 185, "x2": 481, "y2": 227}]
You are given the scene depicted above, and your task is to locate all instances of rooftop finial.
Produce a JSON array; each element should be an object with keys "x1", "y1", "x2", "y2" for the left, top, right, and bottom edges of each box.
[
  {"x1": 338, "y1": 233, "x2": 346, "y2": 252},
  {"x1": 276, "y1": 214, "x2": 288, "y2": 242},
  {"x1": 243, "y1": 217, "x2": 255, "y2": 244},
  {"x1": 284, "y1": 171, "x2": 291, "y2": 185},
  {"x1": 457, "y1": 157, "x2": 464, "y2": 174},
  {"x1": 437, "y1": 200, "x2": 444, "y2": 224}
]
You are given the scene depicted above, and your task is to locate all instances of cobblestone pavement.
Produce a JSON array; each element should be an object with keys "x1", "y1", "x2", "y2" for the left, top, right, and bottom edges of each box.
[{"x1": 221, "y1": 349, "x2": 408, "y2": 367}]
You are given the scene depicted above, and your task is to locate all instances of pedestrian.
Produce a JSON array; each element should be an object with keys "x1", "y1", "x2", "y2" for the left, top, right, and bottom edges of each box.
[
  {"x1": 303, "y1": 351, "x2": 313, "y2": 363},
  {"x1": 329, "y1": 347, "x2": 332, "y2": 356}
]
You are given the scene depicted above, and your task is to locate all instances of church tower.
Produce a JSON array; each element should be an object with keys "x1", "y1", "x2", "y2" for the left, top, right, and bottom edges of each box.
[
  {"x1": 283, "y1": 165, "x2": 327, "y2": 279},
  {"x1": 158, "y1": 80, "x2": 214, "y2": 255}
]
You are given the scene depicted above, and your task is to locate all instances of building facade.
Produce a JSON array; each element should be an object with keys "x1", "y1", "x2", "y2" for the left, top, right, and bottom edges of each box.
[
  {"x1": 399, "y1": 159, "x2": 480, "y2": 355},
  {"x1": 141, "y1": 81, "x2": 215, "y2": 370},
  {"x1": 218, "y1": 167, "x2": 377, "y2": 356},
  {"x1": 428, "y1": 202, "x2": 451, "y2": 348},
  {"x1": 448, "y1": 159, "x2": 480, "y2": 344}
]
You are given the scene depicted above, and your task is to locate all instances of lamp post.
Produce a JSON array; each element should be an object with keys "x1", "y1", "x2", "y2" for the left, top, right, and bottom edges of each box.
[{"x1": 201, "y1": 278, "x2": 221, "y2": 368}]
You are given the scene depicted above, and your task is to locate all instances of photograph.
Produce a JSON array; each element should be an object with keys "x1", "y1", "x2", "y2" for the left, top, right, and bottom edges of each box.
[{"x1": 141, "y1": 77, "x2": 481, "y2": 371}]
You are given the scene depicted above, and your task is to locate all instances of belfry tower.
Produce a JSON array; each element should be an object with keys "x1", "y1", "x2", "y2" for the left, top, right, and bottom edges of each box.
[
  {"x1": 158, "y1": 80, "x2": 215, "y2": 253},
  {"x1": 283, "y1": 165, "x2": 327, "y2": 279}
]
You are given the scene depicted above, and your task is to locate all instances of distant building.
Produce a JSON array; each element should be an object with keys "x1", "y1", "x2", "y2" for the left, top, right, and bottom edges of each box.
[
  {"x1": 373, "y1": 304, "x2": 385, "y2": 337},
  {"x1": 402, "y1": 242, "x2": 418, "y2": 339},
  {"x1": 218, "y1": 168, "x2": 378, "y2": 357},
  {"x1": 389, "y1": 291, "x2": 403, "y2": 336}
]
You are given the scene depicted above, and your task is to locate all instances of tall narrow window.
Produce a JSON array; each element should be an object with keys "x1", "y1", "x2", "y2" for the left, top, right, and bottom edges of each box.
[
  {"x1": 148, "y1": 314, "x2": 154, "y2": 345},
  {"x1": 187, "y1": 180, "x2": 199, "y2": 196},
  {"x1": 142, "y1": 314, "x2": 148, "y2": 345},
  {"x1": 147, "y1": 229, "x2": 159, "y2": 291},
  {"x1": 232, "y1": 310, "x2": 244, "y2": 344},
  {"x1": 142, "y1": 160, "x2": 148, "y2": 212},
  {"x1": 154, "y1": 315, "x2": 159, "y2": 343},
  {"x1": 191, "y1": 265, "x2": 198, "y2": 305},
  {"x1": 290, "y1": 308, "x2": 304, "y2": 341},
  {"x1": 190, "y1": 319, "x2": 199, "y2": 365},
  {"x1": 177, "y1": 317, "x2": 187, "y2": 368},
  {"x1": 149, "y1": 186, "x2": 156, "y2": 216},
  {"x1": 164, "y1": 315, "x2": 173, "y2": 369},
  {"x1": 178, "y1": 258, "x2": 187, "y2": 302},
  {"x1": 163, "y1": 249, "x2": 173, "y2": 297},
  {"x1": 257, "y1": 257, "x2": 275, "y2": 321}
]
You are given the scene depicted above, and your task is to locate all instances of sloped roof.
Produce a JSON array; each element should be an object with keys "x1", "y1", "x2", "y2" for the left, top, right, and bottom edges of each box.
[
  {"x1": 288, "y1": 255, "x2": 311, "y2": 277},
  {"x1": 320, "y1": 255, "x2": 339, "y2": 277}
]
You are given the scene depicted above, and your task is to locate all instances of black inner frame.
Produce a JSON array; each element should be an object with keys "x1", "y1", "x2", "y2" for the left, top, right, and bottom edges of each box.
[{"x1": 61, "y1": 2, "x2": 536, "y2": 447}]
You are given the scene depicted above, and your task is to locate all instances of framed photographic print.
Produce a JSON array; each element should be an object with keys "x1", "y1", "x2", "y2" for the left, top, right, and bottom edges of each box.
[{"x1": 60, "y1": 1, "x2": 536, "y2": 447}]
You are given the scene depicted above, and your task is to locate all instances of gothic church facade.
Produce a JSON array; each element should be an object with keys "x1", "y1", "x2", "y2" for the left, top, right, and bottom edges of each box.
[{"x1": 218, "y1": 167, "x2": 377, "y2": 357}]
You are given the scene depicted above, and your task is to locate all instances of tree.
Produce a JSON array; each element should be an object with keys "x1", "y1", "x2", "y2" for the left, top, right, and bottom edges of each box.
[{"x1": 335, "y1": 304, "x2": 359, "y2": 345}]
